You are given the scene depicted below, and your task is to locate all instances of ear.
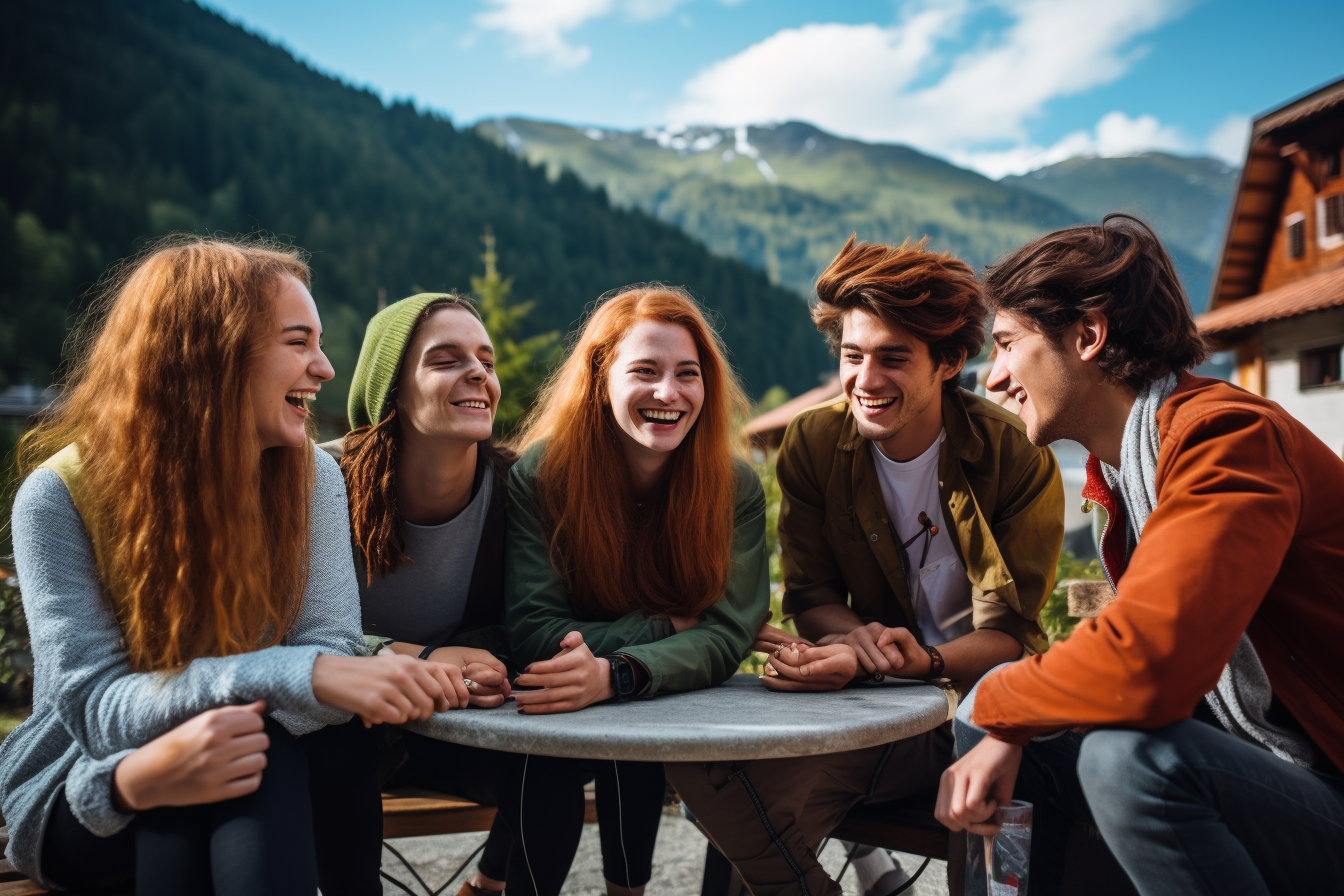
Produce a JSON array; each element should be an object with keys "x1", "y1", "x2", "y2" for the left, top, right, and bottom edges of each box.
[
  {"x1": 1076, "y1": 311, "x2": 1109, "y2": 363},
  {"x1": 939, "y1": 346, "x2": 968, "y2": 384}
]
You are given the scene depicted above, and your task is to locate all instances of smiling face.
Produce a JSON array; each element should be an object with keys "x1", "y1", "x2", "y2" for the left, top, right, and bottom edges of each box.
[
  {"x1": 395, "y1": 304, "x2": 500, "y2": 444},
  {"x1": 985, "y1": 309, "x2": 1081, "y2": 446},
  {"x1": 840, "y1": 307, "x2": 963, "y2": 460},
  {"x1": 250, "y1": 274, "x2": 334, "y2": 450},
  {"x1": 606, "y1": 319, "x2": 705, "y2": 470}
]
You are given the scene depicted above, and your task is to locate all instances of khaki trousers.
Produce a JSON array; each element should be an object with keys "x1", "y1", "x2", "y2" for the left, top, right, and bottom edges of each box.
[{"x1": 666, "y1": 724, "x2": 953, "y2": 896}]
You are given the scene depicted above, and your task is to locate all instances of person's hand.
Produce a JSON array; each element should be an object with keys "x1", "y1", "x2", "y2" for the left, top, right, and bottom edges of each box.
[
  {"x1": 427, "y1": 647, "x2": 511, "y2": 708},
  {"x1": 752, "y1": 621, "x2": 815, "y2": 654},
  {"x1": 667, "y1": 615, "x2": 701, "y2": 633},
  {"x1": 935, "y1": 735, "x2": 1024, "y2": 835},
  {"x1": 512, "y1": 631, "x2": 613, "y2": 714},
  {"x1": 312, "y1": 653, "x2": 463, "y2": 726},
  {"x1": 113, "y1": 702, "x2": 270, "y2": 811},
  {"x1": 841, "y1": 623, "x2": 930, "y2": 678},
  {"x1": 762, "y1": 643, "x2": 857, "y2": 691}
]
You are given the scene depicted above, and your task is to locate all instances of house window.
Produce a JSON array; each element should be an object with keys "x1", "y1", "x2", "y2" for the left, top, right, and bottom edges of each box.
[
  {"x1": 1320, "y1": 194, "x2": 1344, "y2": 249},
  {"x1": 1300, "y1": 344, "x2": 1343, "y2": 390},
  {"x1": 1286, "y1": 212, "x2": 1306, "y2": 259},
  {"x1": 1327, "y1": 150, "x2": 1342, "y2": 180}
]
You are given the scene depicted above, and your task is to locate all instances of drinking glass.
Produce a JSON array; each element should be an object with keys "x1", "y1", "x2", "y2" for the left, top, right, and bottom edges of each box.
[{"x1": 963, "y1": 800, "x2": 1033, "y2": 895}]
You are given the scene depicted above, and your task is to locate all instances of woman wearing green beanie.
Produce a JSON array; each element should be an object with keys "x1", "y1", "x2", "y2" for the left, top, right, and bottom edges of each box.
[{"x1": 332, "y1": 293, "x2": 516, "y2": 896}]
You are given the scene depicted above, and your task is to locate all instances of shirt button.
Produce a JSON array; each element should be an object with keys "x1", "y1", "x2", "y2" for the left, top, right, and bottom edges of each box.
[{"x1": 870, "y1": 533, "x2": 878, "y2": 542}]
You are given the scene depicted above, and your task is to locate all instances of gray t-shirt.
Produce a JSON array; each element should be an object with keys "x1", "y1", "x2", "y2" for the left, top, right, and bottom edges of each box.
[{"x1": 358, "y1": 471, "x2": 492, "y2": 648}]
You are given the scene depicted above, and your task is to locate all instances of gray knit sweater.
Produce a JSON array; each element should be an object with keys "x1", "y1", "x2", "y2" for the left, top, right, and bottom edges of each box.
[{"x1": 0, "y1": 447, "x2": 364, "y2": 888}]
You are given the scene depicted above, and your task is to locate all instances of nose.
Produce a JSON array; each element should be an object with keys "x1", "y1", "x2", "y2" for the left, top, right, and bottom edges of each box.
[
  {"x1": 311, "y1": 347, "x2": 335, "y2": 383},
  {"x1": 855, "y1": 356, "x2": 885, "y2": 392},
  {"x1": 462, "y1": 355, "x2": 487, "y2": 381},
  {"x1": 985, "y1": 348, "x2": 1009, "y2": 394},
  {"x1": 652, "y1": 373, "x2": 678, "y2": 403}
]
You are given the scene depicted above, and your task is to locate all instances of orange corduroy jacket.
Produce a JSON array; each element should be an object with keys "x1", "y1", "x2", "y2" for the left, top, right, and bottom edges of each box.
[{"x1": 973, "y1": 373, "x2": 1344, "y2": 771}]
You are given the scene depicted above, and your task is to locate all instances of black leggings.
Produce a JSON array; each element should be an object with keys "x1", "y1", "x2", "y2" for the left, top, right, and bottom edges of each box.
[
  {"x1": 40, "y1": 717, "x2": 382, "y2": 896},
  {"x1": 492, "y1": 754, "x2": 666, "y2": 896}
]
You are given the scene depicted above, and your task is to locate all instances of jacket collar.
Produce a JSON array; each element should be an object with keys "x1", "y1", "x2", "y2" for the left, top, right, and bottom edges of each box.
[{"x1": 836, "y1": 389, "x2": 985, "y2": 463}]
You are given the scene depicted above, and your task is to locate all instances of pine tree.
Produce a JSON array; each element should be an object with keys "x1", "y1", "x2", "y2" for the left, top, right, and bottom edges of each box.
[{"x1": 471, "y1": 230, "x2": 560, "y2": 437}]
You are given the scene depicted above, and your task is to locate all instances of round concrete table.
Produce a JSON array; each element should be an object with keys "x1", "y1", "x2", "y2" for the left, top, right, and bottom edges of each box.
[{"x1": 405, "y1": 673, "x2": 957, "y2": 763}]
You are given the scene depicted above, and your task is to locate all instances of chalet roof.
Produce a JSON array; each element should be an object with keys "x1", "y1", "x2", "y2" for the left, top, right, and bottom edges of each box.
[
  {"x1": 743, "y1": 376, "x2": 842, "y2": 443},
  {"x1": 1196, "y1": 263, "x2": 1344, "y2": 335},
  {"x1": 1208, "y1": 75, "x2": 1344, "y2": 314}
]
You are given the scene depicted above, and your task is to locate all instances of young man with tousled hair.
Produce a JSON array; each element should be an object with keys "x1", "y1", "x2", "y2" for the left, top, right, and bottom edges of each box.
[
  {"x1": 666, "y1": 236, "x2": 1064, "y2": 896},
  {"x1": 937, "y1": 214, "x2": 1344, "y2": 896}
]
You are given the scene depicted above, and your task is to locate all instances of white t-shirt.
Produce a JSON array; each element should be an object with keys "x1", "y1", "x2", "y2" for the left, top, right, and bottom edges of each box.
[{"x1": 869, "y1": 431, "x2": 974, "y2": 646}]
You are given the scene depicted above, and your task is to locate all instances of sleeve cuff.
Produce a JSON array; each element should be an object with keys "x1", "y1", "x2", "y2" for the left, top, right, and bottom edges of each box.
[
  {"x1": 64, "y1": 749, "x2": 138, "y2": 837},
  {"x1": 780, "y1": 580, "x2": 848, "y2": 617}
]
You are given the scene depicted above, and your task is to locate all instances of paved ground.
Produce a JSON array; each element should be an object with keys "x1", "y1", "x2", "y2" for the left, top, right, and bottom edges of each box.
[{"x1": 380, "y1": 810, "x2": 950, "y2": 895}]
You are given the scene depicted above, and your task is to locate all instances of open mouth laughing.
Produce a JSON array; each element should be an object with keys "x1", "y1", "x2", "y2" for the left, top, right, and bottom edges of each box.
[
  {"x1": 855, "y1": 394, "x2": 896, "y2": 410},
  {"x1": 453, "y1": 399, "x2": 491, "y2": 411},
  {"x1": 638, "y1": 408, "x2": 684, "y2": 424},
  {"x1": 285, "y1": 390, "x2": 316, "y2": 413}
]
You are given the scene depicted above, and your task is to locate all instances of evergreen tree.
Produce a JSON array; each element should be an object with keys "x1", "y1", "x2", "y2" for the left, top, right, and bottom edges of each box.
[{"x1": 470, "y1": 230, "x2": 560, "y2": 437}]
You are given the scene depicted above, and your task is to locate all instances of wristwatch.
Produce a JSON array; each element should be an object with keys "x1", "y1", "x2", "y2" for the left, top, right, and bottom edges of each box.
[{"x1": 604, "y1": 654, "x2": 638, "y2": 702}]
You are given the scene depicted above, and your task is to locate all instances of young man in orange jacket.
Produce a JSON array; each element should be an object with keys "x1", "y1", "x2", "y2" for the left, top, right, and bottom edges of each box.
[{"x1": 936, "y1": 214, "x2": 1344, "y2": 895}]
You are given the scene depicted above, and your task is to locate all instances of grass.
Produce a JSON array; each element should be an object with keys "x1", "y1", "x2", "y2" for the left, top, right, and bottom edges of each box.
[{"x1": 0, "y1": 707, "x2": 30, "y2": 744}]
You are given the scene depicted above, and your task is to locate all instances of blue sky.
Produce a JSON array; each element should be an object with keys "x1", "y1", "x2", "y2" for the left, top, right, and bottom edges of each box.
[{"x1": 202, "y1": 0, "x2": 1344, "y2": 177}]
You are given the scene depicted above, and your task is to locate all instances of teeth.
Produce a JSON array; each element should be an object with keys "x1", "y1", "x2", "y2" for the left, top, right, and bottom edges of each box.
[
  {"x1": 454, "y1": 400, "x2": 488, "y2": 409},
  {"x1": 641, "y1": 409, "x2": 683, "y2": 422},
  {"x1": 857, "y1": 395, "x2": 895, "y2": 408},
  {"x1": 286, "y1": 390, "x2": 316, "y2": 401}
]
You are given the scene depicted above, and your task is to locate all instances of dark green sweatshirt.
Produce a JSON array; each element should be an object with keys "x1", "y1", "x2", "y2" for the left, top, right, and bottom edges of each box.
[{"x1": 503, "y1": 443, "x2": 771, "y2": 696}]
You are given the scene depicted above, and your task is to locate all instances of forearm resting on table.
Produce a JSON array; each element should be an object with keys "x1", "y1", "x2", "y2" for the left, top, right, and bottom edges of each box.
[
  {"x1": 793, "y1": 603, "x2": 866, "y2": 643},
  {"x1": 937, "y1": 628, "x2": 1022, "y2": 682}
]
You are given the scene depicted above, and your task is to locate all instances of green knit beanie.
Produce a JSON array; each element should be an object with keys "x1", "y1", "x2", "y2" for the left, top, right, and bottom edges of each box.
[{"x1": 347, "y1": 293, "x2": 481, "y2": 430}]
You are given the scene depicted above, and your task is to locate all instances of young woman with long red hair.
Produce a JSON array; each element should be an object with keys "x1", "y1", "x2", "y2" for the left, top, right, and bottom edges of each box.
[
  {"x1": 494, "y1": 285, "x2": 771, "y2": 896},
  {"x1": 0, "y1": 238, "x2": 466, "y2": 896}
]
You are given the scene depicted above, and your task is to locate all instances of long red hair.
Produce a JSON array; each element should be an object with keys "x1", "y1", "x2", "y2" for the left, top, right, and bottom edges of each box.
[
  {"x1": 17, "y1": 237, "x2": 315, "y2": 672},
  {"x1": 516, "y1": 286, "x2": 749, "y2": 618}
]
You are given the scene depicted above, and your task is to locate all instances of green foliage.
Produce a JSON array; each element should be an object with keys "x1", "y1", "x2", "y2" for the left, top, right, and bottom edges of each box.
[
  {"x1": 0, "y1": 570, "x2": 31, "y2": 709},
  {"x1": 755, "y1": 385, "x2": 791, "y2": 415},
  {"x1": 470, "y1": 231, "x2": 560, "y2": 438},
  {"x1": 0, "y1": 0, "x2": 831, "y2": 407},
  {"x1": 1041, "y1": 551, "x2": 1106, "y2": 645}
]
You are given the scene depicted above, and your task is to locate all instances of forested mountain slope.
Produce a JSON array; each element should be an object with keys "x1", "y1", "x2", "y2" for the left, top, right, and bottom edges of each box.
[
  {"x1": 1004, "y1": 153, "x2": 1239, "y2": 311},
  {"x1": 477, "y1": 118, "x2": 1086, "y2": 302},
  {"x1": 0, "y1": 0, "x2": 832, "y2": 408}
]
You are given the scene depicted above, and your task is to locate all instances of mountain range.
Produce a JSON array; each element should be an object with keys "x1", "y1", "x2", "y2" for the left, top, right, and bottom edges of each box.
[
  {"x1": 476, "y1": 119, "x2": 1240, "y2": 314},
  {"x1": 0, "y1": 0, "x2": 831, "y2": 408}
]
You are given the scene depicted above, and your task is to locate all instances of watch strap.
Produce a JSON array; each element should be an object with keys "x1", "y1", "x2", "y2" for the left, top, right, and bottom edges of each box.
[{"x1": 922, "y1": 644, "x2": 945, "y2": 679}]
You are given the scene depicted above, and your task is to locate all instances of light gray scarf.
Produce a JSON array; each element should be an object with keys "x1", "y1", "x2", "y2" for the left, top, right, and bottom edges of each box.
[{"x1": 1100, "y1": 373, "x2": 1317, "y2": 768}]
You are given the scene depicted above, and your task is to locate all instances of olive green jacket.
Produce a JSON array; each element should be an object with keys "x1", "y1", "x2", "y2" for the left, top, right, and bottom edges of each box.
[
  {"x1": 503, "y1": 443, "x2": 772, "y2": 696},
  {"x1": 777, "y1": 389, "x2": 1062, "y2": 655}
]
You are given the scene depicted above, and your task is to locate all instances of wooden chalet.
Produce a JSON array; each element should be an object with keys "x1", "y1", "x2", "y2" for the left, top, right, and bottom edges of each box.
[
  {"x1": 742, "y1": 376, "x2": 841, "y2": 449},
  {"x1": 1196, "y1": 75, "x2": 1344, "y2": 455}
]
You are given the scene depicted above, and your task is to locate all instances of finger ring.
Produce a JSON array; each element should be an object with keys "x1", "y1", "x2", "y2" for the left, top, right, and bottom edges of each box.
[
  {"x1": 463, "y1": 679, "x2": 476, "y2": 689},
  {"x1": 870, "y1": 672, "x2": 885, "y2": 683}
]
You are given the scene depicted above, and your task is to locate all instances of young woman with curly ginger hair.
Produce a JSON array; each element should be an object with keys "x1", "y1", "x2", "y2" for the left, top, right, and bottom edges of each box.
[
  {"x1": 0, "y1": 238, "x2": 467, "y2": 896},
  {"x1": 493, "y1": 285, "x2": 771, "y2": 896}
]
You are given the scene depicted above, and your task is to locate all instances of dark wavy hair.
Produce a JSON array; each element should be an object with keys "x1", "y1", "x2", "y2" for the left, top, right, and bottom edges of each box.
[
  {"x1": 812, "y1": 235, "x2": 985, "y2": 392},
  {"x1": 984, "y1": 214, "x2": 1207, "y2": 390}
]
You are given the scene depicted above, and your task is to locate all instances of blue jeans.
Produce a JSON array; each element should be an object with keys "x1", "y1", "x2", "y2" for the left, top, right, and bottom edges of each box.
[{"x1": 956, "y1": 673, "x2": 1344, "y2": 896}]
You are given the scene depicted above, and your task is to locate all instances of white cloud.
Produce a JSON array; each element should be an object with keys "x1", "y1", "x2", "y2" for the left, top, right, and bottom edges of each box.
[
  {"x1": 475, "y1": 0, "x2": 692, "y2": 69},
  {"x1": 952, "y1": 111, "x2": 1191, "y2": 179},
  {"x1": 668, "y1": 0, "x2": 1195, "y2": 171},
  {"x1": 1205, "y1": 113, "x2": 1251, "y2": 165}
]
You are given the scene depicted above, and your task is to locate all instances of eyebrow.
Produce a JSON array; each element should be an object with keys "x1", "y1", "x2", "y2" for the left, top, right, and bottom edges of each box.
[
  {"x1": 424, "y1": 342, "x2": 494, "y2": 354},
  {"x1": 281, "y1": 324, "x2": 318, "y2": 336},
  {"x1": 990, "y1": 327, "x2": 1016, "y2": 342},
  {"x1": 839, "y1": 342, "x2": 913, "y2": 353},
  {"x1": 628, "y1": 358, "x2": 700, "y2": 367}
]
